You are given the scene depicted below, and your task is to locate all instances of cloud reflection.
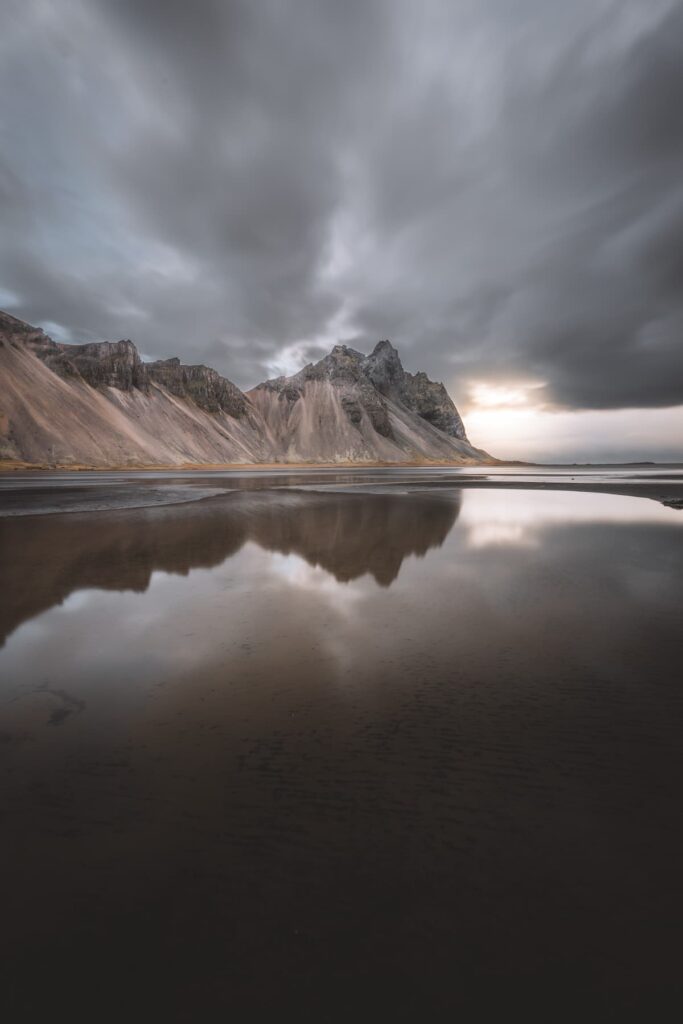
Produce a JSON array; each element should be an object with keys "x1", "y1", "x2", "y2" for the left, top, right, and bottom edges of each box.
[
  {"x1": 460, "y1": 487, "x2": 676, "y2": 548},
  {"x1": 0, "y1": 489, "x2": 461, "y2": 644}
]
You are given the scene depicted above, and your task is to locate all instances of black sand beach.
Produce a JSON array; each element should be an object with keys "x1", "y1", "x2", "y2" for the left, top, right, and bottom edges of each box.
[{"x1": 1, "y1": 470, "x2": 682, "y2": 1020}]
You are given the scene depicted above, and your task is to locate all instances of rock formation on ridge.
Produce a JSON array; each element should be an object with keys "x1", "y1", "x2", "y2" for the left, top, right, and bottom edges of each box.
[{"x1": 248, "y1": 340, "x2": 483, "y2": 463}]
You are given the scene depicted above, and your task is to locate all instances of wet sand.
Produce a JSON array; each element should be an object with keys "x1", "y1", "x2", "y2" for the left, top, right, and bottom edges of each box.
[
  {"x1": 1, "y1": 476, "x2": 682, "y2": 1019},
  {"x1": 1, "y1": 463, "x2": 683, "y2": 517}
]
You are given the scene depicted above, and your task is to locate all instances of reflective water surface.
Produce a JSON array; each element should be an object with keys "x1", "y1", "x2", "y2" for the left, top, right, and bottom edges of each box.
[{"x1": 1, "y1": 481, "x2": 682, "y2": 1018}]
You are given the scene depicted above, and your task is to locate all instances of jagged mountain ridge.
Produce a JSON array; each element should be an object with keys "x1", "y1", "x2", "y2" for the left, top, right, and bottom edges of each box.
[
  {"x1": 0, "y1": 311, "x2": 270, "y2": 466},
  {"x1": 21, "y1": 318, "x2": 251, "y2": 420},
  {"x1": 0, "y1": 310, "x2": 491, "y2": 466},
  {"x1": 248, "y1": 339, "x2": 482, "y2": 463}
]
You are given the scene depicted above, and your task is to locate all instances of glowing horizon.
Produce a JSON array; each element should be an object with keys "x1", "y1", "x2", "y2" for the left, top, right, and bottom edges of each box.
[{"x1": 461, "y1": 380, "x2": 683, "y2": 463}]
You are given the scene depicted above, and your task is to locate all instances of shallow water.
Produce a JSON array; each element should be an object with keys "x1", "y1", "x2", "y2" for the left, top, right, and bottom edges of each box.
[{"x1": 1, "y1": 480, "x2": 682, "y2": 1018}]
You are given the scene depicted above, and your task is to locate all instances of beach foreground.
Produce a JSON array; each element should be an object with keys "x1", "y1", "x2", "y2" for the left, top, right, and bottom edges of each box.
[{"x1": 1, "y1": 469, "x2": 682, "y2": 1019}]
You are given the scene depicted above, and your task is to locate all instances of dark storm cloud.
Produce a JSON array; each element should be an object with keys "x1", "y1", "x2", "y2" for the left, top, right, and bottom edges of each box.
[{"x1": 0, "y1": 0, "x2": 681, "y2": 407}]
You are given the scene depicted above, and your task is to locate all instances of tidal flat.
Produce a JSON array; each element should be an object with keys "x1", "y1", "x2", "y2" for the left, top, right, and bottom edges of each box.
[{"x1": 1, "y1": 469, "x2": 682, "y2": 1019}]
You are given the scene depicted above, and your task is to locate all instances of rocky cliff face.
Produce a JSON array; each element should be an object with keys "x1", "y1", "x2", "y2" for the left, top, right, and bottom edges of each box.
[
  {"x1": 2, "y1": 310, "x2": 253, "y2": 420},
  {"x1": 258, "y1": 344, "x2": 393, "y2": 438},
  {"x1": 249, "y1": 339, "x2": 480, "y2": 462},
  {"x1": 40, "y1": 338, "x2": 147, "y2": 390},
  {"x1": 7, "y1": 312, "x2": 149, "y2": 392},
  {"x1": 1, "y1": 312, "x2": 249, "y2": 421},
  {"x1": 146, "y1": 358, "x2": 249, "y2": 419},
  {"x1": 0, "y1": 309, "x2": 491, "y2": 466},
  {"x1": 0, "y1": 312, "x2": 268, "y2": 466},
  {"x1": 362, "y1": 340, "x2": 467, "y2": 440}
]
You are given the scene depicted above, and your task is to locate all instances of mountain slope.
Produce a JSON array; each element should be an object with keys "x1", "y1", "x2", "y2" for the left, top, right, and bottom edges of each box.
[
  {"x1": 0, "y1": 312, "x2": 271, "y2": 466},
  {"x1": 248, "y1": 340, "x2": 488, "y2": 463},
  {"x1": 0, "y1": 311, "x2": 491, "y2": 466}
]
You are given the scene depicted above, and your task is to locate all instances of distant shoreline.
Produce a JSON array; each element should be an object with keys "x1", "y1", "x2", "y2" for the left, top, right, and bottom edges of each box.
[
  {"x1": 2, "y1": 458, "x2": 681, "y2": 473},
  {"x1": 0, "y1": 458, "x2": 496, "y2": 472},
  {"x1": 1, "y1": 461, "x2": 682, "y2": 514}
]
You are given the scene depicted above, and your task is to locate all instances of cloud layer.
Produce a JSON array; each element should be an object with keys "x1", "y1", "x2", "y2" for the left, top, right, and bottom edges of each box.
[{"x1": 1, "y1": 0, "x2": 681, "y2": 414}]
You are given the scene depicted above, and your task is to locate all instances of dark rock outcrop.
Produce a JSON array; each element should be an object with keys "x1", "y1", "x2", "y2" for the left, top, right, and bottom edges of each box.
[
  {"x1": 147, "y1": 357, "x2": 249, "y2": 418},
  {"x1": 0, "y1": 310, "x2": 46, "y2": 343},
  {"x1": 38, "y1": 338, "x2": 148, "y2": 391},
  {"x1": 0, "y1": 314, "x2": 149, "y2": 392},
  {"x1": 363, "y1": 338, "x2": 408, "y2": 400},
  {"x1": 259, "y1": 344, "x2": 393, "y2": 438},
  {"x1": 364, "y1": 340, "x2": 467, "y2": 440},
  {"x1": 3, "y1": 311, "x2": 249, "y2": 418}
]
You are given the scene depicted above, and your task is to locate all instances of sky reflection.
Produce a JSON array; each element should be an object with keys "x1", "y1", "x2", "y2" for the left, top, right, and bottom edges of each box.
[{"x1": 2, "y1": 486, "x2": 682, "y2": 1018}]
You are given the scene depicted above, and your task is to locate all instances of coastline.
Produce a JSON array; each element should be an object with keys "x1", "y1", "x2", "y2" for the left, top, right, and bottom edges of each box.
[
  {"x1": 2, "y1": 457, "x2": 678, "y2": 473},
  {"x1": 1, "y1": 461, "x2": 682, "y2": 514},
  {"x1": 0, "y1": 458, "x2": 494, "y2": 472}
]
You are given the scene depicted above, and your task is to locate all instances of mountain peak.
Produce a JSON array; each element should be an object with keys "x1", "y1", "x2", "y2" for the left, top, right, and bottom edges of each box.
[
  {"x1": 328, "y1": 343, "x2": 365, "y2": 361},
  {"x1": 253, "y1": 335, "x2": 471, "y2": 448},
  {"x1": 363, "y1": 338, "x2": 405, "y2": 397},
  {"x1": 371, "y1": 339, "x2": 397, "y2": 355}
]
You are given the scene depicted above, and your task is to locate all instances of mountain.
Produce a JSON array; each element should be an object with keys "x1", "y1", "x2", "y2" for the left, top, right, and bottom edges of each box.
[
  {"x1": 0, "y1": 311, "x2": 272, "y2": 467},
  {"x1": 0, "y1": 310, "x2": 491, "y2": 466},
  {"x1": 248, "y1": 340, "x2": 484, "y2": 462}
]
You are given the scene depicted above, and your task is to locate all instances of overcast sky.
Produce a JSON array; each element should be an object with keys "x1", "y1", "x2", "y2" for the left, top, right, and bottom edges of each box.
[{"x1": 1, "y1": 0, "x2": 682, "y2": 459}]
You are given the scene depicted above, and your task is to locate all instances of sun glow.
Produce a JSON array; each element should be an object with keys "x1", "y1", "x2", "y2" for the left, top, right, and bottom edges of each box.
[
  {"x1": 464, "y1": 380, "x2": 548, "y2": 457},
  {"x1": 461, "y1": 380, "x2": 683, "y2": 462},
  {"x1": 468, "y1": 381, "x2": 546, "y2": 409}
]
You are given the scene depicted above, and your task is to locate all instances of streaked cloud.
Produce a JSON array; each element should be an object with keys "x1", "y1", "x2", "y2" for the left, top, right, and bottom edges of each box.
[{"x1": 1, "y1": 0, "x2": 681, "y2": 457}]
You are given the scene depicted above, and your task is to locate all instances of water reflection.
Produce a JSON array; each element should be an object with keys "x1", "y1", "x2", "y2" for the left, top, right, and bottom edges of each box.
[
  {"x1": 1, "y1": 487, "x2": 682, "y2": 1017},
  {"x1": 0, "y1": 488, "x2": 461, "y2": 644}
]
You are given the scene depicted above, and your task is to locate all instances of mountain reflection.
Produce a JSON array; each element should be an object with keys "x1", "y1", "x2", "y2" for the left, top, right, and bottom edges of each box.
[{"x1": 0, "y1": 489, "x2": 461, "y2": 644}]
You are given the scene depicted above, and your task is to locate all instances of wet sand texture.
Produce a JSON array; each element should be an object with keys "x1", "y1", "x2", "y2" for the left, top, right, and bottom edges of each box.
[{"x1": 1, "y1": 483, "x2": 682, "y2": 1019}]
